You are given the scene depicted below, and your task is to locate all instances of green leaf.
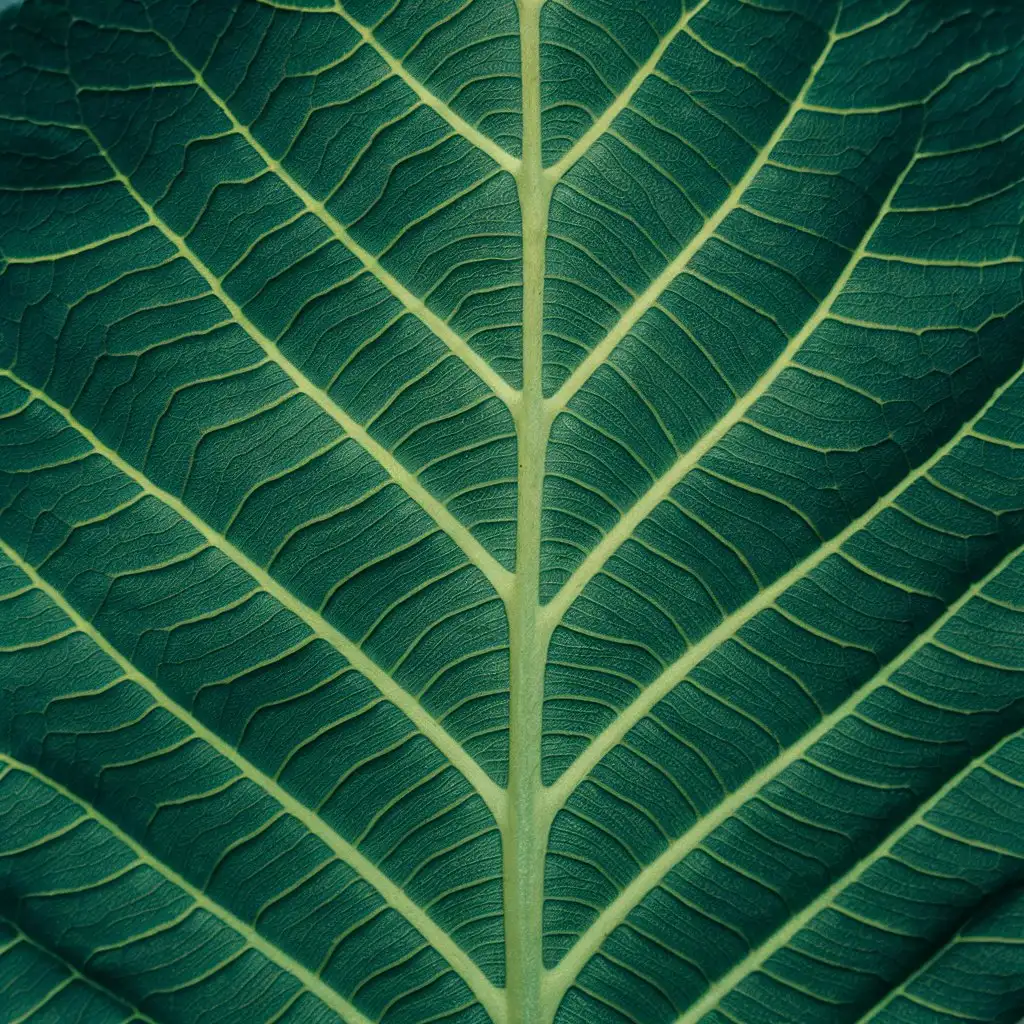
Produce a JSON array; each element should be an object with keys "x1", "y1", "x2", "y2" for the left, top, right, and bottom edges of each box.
[{"x1": 1, "y1": 1, "x2": 1022, "y2": 1023}]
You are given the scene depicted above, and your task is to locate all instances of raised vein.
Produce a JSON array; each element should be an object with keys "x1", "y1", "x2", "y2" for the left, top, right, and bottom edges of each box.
[
  {"x1": 546, "y1": 354, "x2": 1024, "y2": 811},
  {"x1": 0, "y1": 367, "x2": 505, "y2": 829},
  {"x1": 0, "y1": 535, "x2": 505, "y2": 1021},
  {"x1": 78, "y1": 127, "x2": 513, "y2": 601},
  {"x1": 150, "y1": 28, "x2": 518, "y2": 407},
  {"x1": 0, "y1": 920, "x2": 161, "y2": 1024},
  {"x1": 850, "y1": 893, "x2": 1024, "y2": 1023},
  {"x1": 672, "y1": 718, "x2": 1024, "y2": 1024},
  {"x1": 544, "y1": 21, "x2": 837, "y2": 414},
  {"x1": 0, "y1": 751, "x2": 376, "y2": 1024},
  {"x1": 543, "y1": 0, "x2": 712, "y2": 183},
  {"x1": 542, "y1": 128, "x2": 914, "y2": 628},
  {"x1": 547, "y1": 42, "x2": 1007, "y2": 416},
  {"x1": 502, "y1": 2, "x2": 553, "y2": 1021},
  {"x1": 544, "y1": 531, "x2": 1024, "y2": 1006},
  {"x1": 331, "y1": 1, "x2": 521, "y2": 173}
]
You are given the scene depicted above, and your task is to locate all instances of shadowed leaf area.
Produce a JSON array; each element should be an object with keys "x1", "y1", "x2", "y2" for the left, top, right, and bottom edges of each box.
[{"x1": 1, "y1": 1, "x2": 1023, "y2": 1023}]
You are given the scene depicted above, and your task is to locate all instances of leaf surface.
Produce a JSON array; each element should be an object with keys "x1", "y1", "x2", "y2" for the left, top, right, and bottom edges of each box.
[{"x1": 1, "y1": 1, "x2": 1023, "y2": 1023}]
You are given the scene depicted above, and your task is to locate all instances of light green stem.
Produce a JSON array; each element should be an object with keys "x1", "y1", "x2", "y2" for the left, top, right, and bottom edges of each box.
[{"x1": 504, "y1": 1, "x2": 555, "y2": 1021}]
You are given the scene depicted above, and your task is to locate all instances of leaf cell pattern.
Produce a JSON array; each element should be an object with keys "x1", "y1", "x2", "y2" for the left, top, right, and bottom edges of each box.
[{"x1": 1, "y1": 1, "x2": 1023, "y2": 1023}]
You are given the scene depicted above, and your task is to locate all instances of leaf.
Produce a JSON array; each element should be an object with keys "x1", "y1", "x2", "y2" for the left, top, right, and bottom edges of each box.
[{"x1": 0, "y1": 1, "x2": 1023, "y2": 1023}]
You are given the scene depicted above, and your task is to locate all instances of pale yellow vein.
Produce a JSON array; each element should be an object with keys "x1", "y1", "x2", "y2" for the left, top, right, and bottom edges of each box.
[
  {"x1": 0, "y1": 368, "x2": 507, "y2": 830},
  {"x1": 0, "y1": 751, "x2": 375, "y2": 1024},
  {"x1": 77, "y1": 126, "x2": 514, "y2": 600},
  {"x1": 0, "y1": 533, "x2": 506, "y2": 1020},
  {"x1": 151, "y1": 28, "x2": 519, "y2": 407}
]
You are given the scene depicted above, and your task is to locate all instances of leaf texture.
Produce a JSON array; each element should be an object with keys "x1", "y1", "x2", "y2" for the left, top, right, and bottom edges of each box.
[{"x1": 0, "y1": 1, "x2": 1023, "y2": 1023}]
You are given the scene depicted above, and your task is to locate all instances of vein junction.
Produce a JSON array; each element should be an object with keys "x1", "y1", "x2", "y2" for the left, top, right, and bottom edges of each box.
[{"x1": 0, "y1": 1, "x2": 1022, "y2": 1023}]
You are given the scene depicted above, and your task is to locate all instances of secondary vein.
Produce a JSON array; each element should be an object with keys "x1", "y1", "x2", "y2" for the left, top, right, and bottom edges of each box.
[
  {"x1": 0, "y1": 536, "x2": 505, "y2": 1020},
  {"x1": 331, "y1": 0, "x2": 521, "y2": 174},
  {"x1": 149, "y1": 22, "x2": 519, "y2": 408},
  {"x1": 74, "y1": 123, "x2": 514, "y2": 601},
  {"x1": 544, "y1": 15, "x2": 839, "y2": 417},
  {"x1": 672, "y1": 719, "x2": 1024, "y2": 1024},
  {"x1": 0, "y1": 919, "x2": 162, "y2": 1024},
  {"x1": 0, "y1": 751, "x2": 376, "y2": 1024},
  {"x1": 0, "y1": 368, "x2": 506, "y2": 828},
  {"x1": 546, "y1": 354, "x2": 1024, "y2": 812},
  {"x1": 544, "y1": 532, "x2": 1024, "y2": 1006},
  {"x1": 543, "y1": 0, "x2": 712, "y2": 183},
  {"x1": 541, "y1": 149, "x2": 916, "y2": 628}
]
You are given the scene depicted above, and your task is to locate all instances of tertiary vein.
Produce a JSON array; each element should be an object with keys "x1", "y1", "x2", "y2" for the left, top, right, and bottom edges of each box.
[
  {"x1": 671, "y1": 721, "x2": 1024, "y2": 1024},
  {"x1": 541, "y1": 133, "x2": 917, "y2": 628},
  {"x1": 0, "y1": 750, "x2": 376, "y2": 1024},
  {"x1": 0, "y1": 917, "x2": 162, "y2": 1024},
  {"x1": 0, "y1": 367, "x2": 505, "y2": 827},
  {"x1": 143, "y1": 22, "x2": 519, "y2": 407},
  {"x1": 73, "y1": 121, "x2": 514, "y2": 601},
  {"x1": 542, "y1": 10, "x2": 837, "y2": 415},
  {"x1": 546, "y1": 355, "x2": 1024, "y2": 814},
  {"x1": 329, "y1": 1, "x2": 521, "y2": 173},
  {"x1": 544, "y1": 531, "x2": 1024, "y2": 1005},
  {"x1": 543, "y1": 38, "x2": 1003, "y2": 422},
  {"x1": 249, "y1": 0, "x2": 521, "y2": 171},
  {"x1": 0, "y1": 534, "x2": 505, "y2": 1020},
  {"x1": 4, "y1": 4, "x2": 1020, "y2": 1022},
  {"x1": 543, "y1": 0, "x2": 712, "y2": 183},
  {"x1": 849, "y1": 886, "x2": 1024, "y2": 1024}
]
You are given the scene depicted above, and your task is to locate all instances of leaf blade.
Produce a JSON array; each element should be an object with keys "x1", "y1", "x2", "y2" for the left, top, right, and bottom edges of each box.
[{"x1": 2, "y1": 1, "x2": 1024, "y2": 1022}]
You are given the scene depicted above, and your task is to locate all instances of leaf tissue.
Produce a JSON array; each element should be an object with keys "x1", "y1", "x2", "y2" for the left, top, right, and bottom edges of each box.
[{"x1": 1, "y1": 1, "x2": 1024, "y2": 1022}]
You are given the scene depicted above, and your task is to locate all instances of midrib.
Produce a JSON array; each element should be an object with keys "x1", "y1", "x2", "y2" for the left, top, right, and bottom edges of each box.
[{"x1": 504, "y1": 1, "x2": 554, "y2": 1021}]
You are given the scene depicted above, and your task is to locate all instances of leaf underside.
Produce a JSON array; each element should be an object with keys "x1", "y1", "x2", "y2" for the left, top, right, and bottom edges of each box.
[{"x1": 1, "y1": 1, "x2": 1023, "y2": 1023}]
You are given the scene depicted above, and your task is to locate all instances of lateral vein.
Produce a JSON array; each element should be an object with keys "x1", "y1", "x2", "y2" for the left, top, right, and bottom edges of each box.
[
  {"x1": 543, "y1": 448, "x2": 1024, "y2": 1007},
  {"x1": 545, "y1": 18, "x2": 839, "y2": 413},
  {"x1": 671, "y1": 719, "x2": 1024, "y2": 1024},
  {"x1": 0, "y1": 535, "x2": 505, "y2": 1020},
  {"x1": 0, "y1": 919, "x2": 162, "y2": 1024},
  {"x1": 853, "y1": 905, "x2": 1022, "y2": 1024},
  {"x1": 0, "y1": 367, "x2": 506, "y2": 829},
  {"x1": 544, "y1": 0, "x2": 712, "y2": 183},
  {"x1": 147, "y1": 27, "x2": 519, "y2": 407},
  {"x1": 76, "y1": 125, "x2": 513, "y2": 600},
  {"x1": 0, "y1": 751, "x2": 375, "y2": 1024},
  {"x1": 542, "y1": 126, "x2": 917, "y2": 627},
  {"x1": 330, "y1": 1, "x2": 521, "y2": 173},
  {"x1": 546, "y1": 356, "x2": 1024, "y2": 811}
]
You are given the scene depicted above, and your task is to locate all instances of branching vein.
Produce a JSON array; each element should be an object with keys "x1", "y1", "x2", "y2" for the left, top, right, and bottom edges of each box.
[
  {"x1": 149, "y1": 24, "x2": 519, "y2": 407},
  {"x1": 0, "y1": 533, "x2": 505, "y2": 1019},
  {"x1": 76, "y1": 125, "x2": 514, "y2": 600},
  {"x1": 0, "y1": 368, "x2": 506, "y2": 828}
]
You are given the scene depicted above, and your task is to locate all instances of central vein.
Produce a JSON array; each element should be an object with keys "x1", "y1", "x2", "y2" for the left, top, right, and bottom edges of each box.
[{"x1": 504, "y1": 1, "x2": 553, "y2": 1021}]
